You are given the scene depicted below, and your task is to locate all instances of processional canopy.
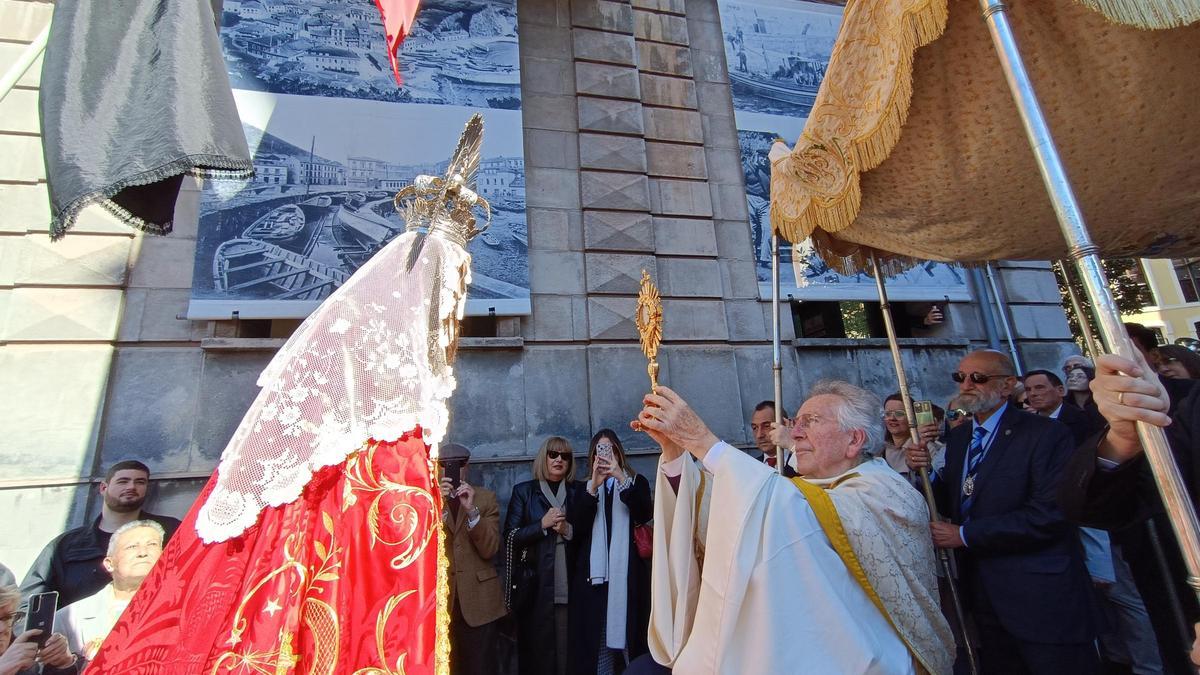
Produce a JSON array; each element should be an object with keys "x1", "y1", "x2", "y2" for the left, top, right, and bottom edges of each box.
[{"x1": 768, "y1": 0, "x2": 1200, "y2": 273}]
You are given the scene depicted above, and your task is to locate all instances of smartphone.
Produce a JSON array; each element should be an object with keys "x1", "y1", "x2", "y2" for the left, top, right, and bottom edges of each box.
[
  {"x1": 24, "y1": 591, "x2": 57, "y2": 647},
  {"x1": 914, "y1": 400, "x2": 935, "y2": 428},
  {"x1": 441, "y1": 459, "x2": 463, "y2": 491},
  {"x1": 597, "y1": 445, "x2": 614, "y2": 463}
]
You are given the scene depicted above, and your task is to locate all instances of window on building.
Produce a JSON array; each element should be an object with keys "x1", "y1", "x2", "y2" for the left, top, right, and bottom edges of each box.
[
  {"x1": 792, "y1": 300, "x2": 936, "y2": 339},
  {"x1": 1175, "y1": 258, "x2": 1200, "y2": 304}
]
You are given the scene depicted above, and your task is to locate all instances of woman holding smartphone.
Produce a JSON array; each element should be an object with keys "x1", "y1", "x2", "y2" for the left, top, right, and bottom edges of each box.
[
  {"x1": 0, "y1": 586, "x2": 77, "y2": 675},
  {"x1": 570, "y1": 430, "x2": 652, "y2": 675},
  {"x1": 504, "y1": 437, "x2": 583, "y2": 675}
]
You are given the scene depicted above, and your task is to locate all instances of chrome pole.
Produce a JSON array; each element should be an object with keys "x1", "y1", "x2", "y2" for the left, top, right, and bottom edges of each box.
[
  {"x1": 1054, "y1": 260, "x2": 1101, "y2": 357},
  {"x1": 980, "y1": 0, "x2": 1200, "y2": 601},
  {"x1": 771, "y1": 231, "x2": 785, "y2": 473},
  {"x1": 984, "y1": 262, "x2": 1024, "y2": 372},
  {"x1": 0, "y1": 21, "x2": 49, "y2": 104},
  {"x1": 871, "y1": 252, "x2": 978, "y2": 674}
]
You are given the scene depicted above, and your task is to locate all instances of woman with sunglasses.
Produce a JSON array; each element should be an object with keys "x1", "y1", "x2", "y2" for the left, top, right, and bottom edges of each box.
[
  {"x1": 504, "y1": 437, "x2": 584, "y2": 675},
  {"x1": 570, "y1": 430, "x2": 652, "y2": 675}
]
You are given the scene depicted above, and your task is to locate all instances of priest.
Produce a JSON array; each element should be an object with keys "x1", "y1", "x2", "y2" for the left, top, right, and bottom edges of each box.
[{"x1": 631, "y1": 380, "x2": 954, "y2": 674}]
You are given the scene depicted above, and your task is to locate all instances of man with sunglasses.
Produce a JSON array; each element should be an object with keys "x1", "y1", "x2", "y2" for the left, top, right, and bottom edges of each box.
[{"x1": 909, "y1": 349, "x2": 1097, "y2": 674}]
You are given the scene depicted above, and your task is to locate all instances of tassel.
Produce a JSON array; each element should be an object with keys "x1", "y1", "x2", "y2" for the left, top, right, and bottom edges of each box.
[
  {"x1": 768, "y1": 0, "x2": 949, "y2": 269},
  {"x1": 1074, "y1": 0, "x2": 1200, "y2": 29}
]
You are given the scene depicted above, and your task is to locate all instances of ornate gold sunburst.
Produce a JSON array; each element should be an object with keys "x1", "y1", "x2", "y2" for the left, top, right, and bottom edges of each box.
[{"x1": 635, "y1": 270, "x2": 663, "y2": 393}]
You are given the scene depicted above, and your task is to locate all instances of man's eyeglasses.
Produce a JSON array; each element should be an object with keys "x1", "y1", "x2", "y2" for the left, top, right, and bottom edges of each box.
[
  {"x1": 546, "y1": 450, "x2": 572, "y2": 461},
  {"x1": 794, "y1": 413, "x2": 825, "y2": 430},
  {"x1": 946, "y1": 409, "x2": 968, "y2": 421},
  {"x1": 0, "y1": 611, "x2": 25, "y2": 628},
  {"x1": 882, "y1": 410, "x2": 907, "y2": 420},
  {"x1": 952, "y1": 371, "x2": 1011, "y2": 384}
]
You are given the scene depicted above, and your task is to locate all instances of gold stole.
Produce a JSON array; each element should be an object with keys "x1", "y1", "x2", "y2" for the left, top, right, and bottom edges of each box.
[{"x1": 789, "y1": 477, "x2": 929, "y2": 675}]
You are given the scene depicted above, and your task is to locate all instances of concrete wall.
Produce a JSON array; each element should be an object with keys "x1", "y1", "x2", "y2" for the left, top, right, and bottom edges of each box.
[{"x1": 0, "y1": 0, "x2": 1081, "y2": 580}]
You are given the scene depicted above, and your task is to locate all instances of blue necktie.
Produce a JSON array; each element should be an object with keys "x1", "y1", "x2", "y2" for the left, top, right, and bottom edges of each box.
[{"x1": 961, "y1": 426, "x2": 988, "y2": 517}]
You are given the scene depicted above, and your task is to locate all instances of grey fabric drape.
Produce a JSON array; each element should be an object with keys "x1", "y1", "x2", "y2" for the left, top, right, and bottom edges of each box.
[{"x1": 40, "y1": 0, "x2": 252, "y2": 239}]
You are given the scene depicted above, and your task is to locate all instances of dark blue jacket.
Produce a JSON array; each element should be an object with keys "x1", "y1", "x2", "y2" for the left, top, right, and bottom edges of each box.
[{"x1": 934, "y1": 405, "x2": 1095, "y2": 645}]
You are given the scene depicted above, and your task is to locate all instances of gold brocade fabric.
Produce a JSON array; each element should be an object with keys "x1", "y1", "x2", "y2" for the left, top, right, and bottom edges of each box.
[{"x1": 770, "y1": 0, "x2": 1200, "y2": 273}]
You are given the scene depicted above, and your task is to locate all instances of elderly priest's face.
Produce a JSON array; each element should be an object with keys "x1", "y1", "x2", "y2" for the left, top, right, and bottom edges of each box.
[{"x1": 789, "y1": 394, "x2": 867, "y2": 479}]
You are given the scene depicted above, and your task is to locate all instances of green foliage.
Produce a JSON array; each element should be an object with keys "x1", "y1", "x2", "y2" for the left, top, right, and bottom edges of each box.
[{"x1": 1054, "y1": 259, "x2": 1154, "y2": 349}]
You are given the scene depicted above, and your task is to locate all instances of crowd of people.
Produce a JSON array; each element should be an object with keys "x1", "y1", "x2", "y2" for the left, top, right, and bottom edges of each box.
[{"x1": 3, "y1": 325, "x2": 1199, "y2": 675}]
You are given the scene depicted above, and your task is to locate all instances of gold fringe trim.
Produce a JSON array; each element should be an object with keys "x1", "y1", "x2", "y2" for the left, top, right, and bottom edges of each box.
[
  {"x1": 770, "y1": 0, "x2": 949, "y2": 263},
  {"x1": 1074, "y1": 0, "x2": 1200, "y2": 28},
  {"x1": 430, "y1": 447, "x2": 451, "y2": 675}
]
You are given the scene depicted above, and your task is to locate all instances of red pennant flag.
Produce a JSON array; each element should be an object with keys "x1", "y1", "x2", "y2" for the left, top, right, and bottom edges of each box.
[{"x1": 374, "y1": 0, "x2": 422, "y2": 84}]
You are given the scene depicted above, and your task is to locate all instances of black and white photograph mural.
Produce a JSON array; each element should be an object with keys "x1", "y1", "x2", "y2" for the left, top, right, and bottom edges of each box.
[
  {"x1": 719, "y1": 0, "x2": 969, "y2": 302},
  {"x1": 188, "y1": 0, "x2": 529, "y2": 319}
]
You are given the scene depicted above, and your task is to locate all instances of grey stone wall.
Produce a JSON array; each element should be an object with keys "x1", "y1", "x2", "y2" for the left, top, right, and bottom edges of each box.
[{"x1": 0, "y1": 0, "x2": 1081, "y2": 579}]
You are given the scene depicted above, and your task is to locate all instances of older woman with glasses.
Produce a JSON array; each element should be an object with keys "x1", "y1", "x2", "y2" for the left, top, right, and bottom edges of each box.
[
  {"x1": 504, "y1": 437, "x2": 584, "y2": 675},
  {"x1": 881, "y1": 394, "x2": 945, "y2": 486},
  {"x1": 571, "y1": 429, "x2": 652, "y2": 675},
  {"x1": 0, "y1": 586, "x2": 77, "y2": 675}
]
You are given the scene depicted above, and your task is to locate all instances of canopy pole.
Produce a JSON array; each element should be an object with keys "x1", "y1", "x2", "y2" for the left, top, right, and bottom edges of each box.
[
  {"x1": 1054, "y1": 260, "x2": 1102, "y2": 358},
  {"x1": 980, "y1": 0, "x2": 1200, "y2": 602},
  {"x1": 984, "y1": 262, "x2": 1024, "y2": 372},
  {"x1": 0, "y1": 21, "x2": 49, "y2": 105},
  {"x1": 870, "y1": 252, "x2": 978, "y2": 675},
  {"x1": 771, "y1": 231, "x2": 785, "y2": 473}
]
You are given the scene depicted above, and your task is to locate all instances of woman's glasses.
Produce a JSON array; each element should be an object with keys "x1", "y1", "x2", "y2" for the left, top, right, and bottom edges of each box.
[
  {"x1": 946, "y1": 409, "x2": 968, "y2": 421},
  {"x1": 546, "y1": 450, "x2": 572, "y2": 460},
  {"x1": 882, "y1": 410, "x2": 907, "y2": 420},
  {"x1": 1063, "y1": 363, "x2": 1087, "y2": 374},
  {"x1": 951, "y1": 371, "x2": 1010, "y2": 384},
  {"x1": 0, "y1": 610, "x2": 24, "y2": 628}
]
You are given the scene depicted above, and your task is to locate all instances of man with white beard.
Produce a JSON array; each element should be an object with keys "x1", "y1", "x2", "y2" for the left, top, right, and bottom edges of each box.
[{"x1": 910, "y1": 349, "x2": 1098, "y2": 673}]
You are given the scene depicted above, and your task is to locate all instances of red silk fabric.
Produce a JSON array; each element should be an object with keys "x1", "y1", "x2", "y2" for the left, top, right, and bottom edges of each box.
[
  {"x1": 88, "y1": 431, "x2": 445, "y2": 674},
  {"x1": 373, "y1": 0, "x2": 422, "y2": 84}
]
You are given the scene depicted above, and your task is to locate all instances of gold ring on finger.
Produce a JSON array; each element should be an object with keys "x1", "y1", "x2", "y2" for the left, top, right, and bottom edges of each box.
[{"x1": 1117, "y1": 391, "x2": 1125, "y2": 405}]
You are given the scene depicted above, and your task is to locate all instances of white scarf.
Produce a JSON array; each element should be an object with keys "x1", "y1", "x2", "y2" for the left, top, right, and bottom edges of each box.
[{"x1": 589, "y1": 477, "x2": 631, "y2": 649}]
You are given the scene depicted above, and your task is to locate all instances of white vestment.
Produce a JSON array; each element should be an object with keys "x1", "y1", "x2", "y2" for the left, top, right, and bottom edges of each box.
[{"x1": 649, "y1": 443, "x2": 953, "y2": 674}]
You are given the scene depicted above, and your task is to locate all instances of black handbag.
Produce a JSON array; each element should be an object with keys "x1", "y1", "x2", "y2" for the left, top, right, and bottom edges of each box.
[{"x1": 504, "y1": 528, "x2": 536, "y2": 614}]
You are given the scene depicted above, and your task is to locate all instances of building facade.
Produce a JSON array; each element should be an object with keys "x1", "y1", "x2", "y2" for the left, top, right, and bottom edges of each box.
[
  {"x1": 0, "y1": 0, "x2": 1080, "y2": 579},
  {"x1": 1125, "y1": 258, "x2": 1200, "y2": 344}
]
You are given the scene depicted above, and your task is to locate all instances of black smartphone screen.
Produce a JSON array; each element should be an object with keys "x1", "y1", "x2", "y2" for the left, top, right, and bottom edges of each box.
[
  {"x1": 442, "y1": 460, "x2": 463, "y2": 490},
  {"x1": 24, "y1": 591, "x2": 58, "y2": 647}
]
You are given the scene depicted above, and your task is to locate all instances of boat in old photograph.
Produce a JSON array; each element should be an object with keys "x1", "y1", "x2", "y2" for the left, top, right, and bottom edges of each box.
[
  {"x1": 331, "y1": 204, "x2": 402, "y2": 267},
  {"x1": 241, "y1": 204, "x2": 306, "y2": 241},
  {"x1": 728, "y1": 57, "x2": 822, "y2": 109},
  {"x1": 213, "y1": 238, "x2": 349, "y2": 301}
]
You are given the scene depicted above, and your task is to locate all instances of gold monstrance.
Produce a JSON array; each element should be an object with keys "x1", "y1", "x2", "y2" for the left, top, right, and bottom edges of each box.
[{"x1": 635, "y1": 270, "x2": 663, "y2": 393}]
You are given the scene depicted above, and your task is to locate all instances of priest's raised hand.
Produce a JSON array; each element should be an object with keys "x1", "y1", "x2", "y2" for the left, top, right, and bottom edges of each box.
[{"x1": 635, "y1": 386, "x2": 720, "y2": 460}]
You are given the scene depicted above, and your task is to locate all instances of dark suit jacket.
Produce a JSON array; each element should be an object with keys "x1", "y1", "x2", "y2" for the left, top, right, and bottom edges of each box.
[
  {"x1": 1059, "y1": 381, "x2": 1200, "y2": 530},
  {"x1": 934, "y1": 405, "x2": 1095, "y2": 645},
  {"x1": 1055, "y1": 402, "x2": 1103, "y2": 446}
]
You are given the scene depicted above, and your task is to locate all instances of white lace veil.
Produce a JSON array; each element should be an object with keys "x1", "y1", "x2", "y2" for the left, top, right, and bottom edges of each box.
[{"x1": 195, "y1": 220, "x2": 473, "y2": 543}]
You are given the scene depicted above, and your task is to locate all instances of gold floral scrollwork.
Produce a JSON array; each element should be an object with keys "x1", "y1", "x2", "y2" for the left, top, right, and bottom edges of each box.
[
  {"x1": 344, "y1": 444, "x2": 438, "y2": 570},
  {"x1": 352, "y1": 590, "x2": 418, "y2": 675}
]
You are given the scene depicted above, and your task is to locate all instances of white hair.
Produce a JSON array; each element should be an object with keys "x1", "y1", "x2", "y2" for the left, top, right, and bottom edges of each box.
[
  {"x1": 807, "y1": 380, "x2": 885, "y2": 461},
  {"x1": 107, "y1": 520, "x2": 165, "y2": 557}
]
